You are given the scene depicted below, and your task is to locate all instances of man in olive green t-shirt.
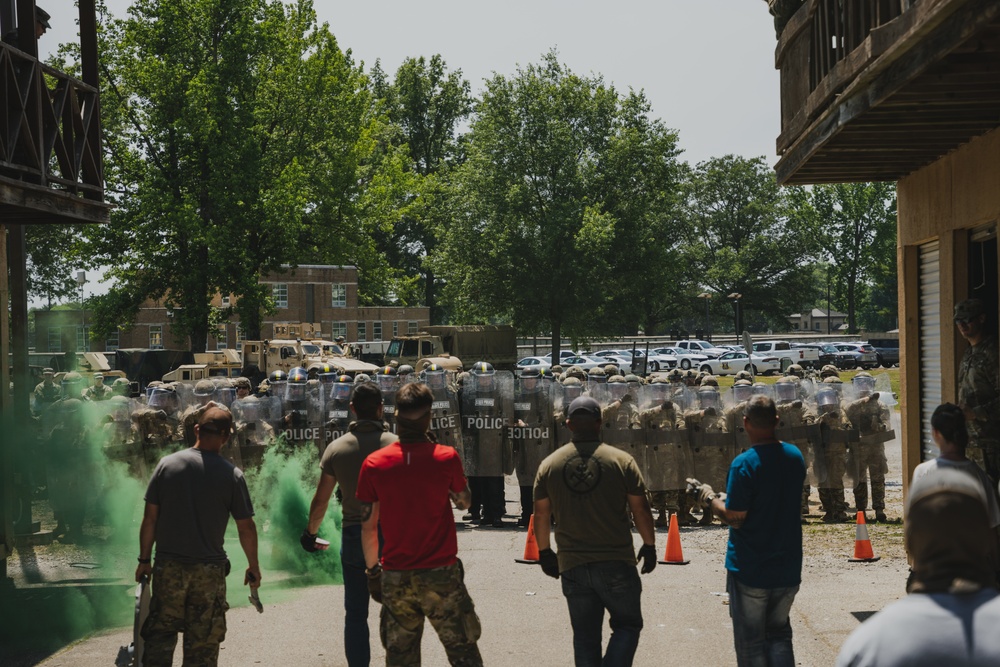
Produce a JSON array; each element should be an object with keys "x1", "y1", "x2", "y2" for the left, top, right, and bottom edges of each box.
[{"x1": 533, "y1": 396, "x2": 657, "y2": 667}]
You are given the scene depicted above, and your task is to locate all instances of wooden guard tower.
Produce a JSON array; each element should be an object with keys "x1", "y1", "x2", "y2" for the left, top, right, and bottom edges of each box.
[{"x1": 0, "y1": 0, "x2": 110, "y2": 580}]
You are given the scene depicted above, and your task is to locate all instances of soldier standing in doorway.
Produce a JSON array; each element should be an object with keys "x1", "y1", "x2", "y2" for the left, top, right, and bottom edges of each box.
[{"x1": 955, "y1": 298, "x2": 1000, "y2": 486}]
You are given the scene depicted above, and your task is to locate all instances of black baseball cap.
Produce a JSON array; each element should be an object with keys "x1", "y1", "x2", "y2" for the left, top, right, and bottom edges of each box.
[{"x1": 568, "y1": 396, "x2": 601, "y2": 417}]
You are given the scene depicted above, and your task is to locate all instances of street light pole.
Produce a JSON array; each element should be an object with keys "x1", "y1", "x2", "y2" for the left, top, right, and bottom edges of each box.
[
  {"x1": 698, "y1": 292, "x2": 712, "y2": 341},
  {"x1": 728, "y1": 292, "x2": 743, "y2": 336}
]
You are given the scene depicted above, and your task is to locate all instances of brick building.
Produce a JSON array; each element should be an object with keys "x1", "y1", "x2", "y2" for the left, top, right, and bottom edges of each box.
[{"x1": 33, "y1": 265, "x2": 430, "y2": 353}]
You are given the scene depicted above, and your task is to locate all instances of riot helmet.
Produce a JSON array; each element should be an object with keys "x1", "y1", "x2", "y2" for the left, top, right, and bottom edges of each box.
[
  {"x1": 472, "y1": 361, "x2": 495, "y2": 391},
  {"x1": 61, "y1": 371, "x2": 84, "y2": 398},
  {"x1": 775, "y1": 377, "x2": 799, "y2": 404},
  {"x1": 587, "y1": 367, "x2": 607, "y2": 384},
  {"x1": 332, "y1": 374, "x2": 353, "y2": 401},
  {"x1": 398, "y1": 364, "x2": 414, "y2": 377},
  {"x1": 520, "y1": 367, "x2": 540, "y2": 392},
  {"x1": 853, "y1": 372, "x2": 875, "y2": 397},
  {"x1": 354, "y1": 373, "x2": 372, "y2": 384},
  {"x1": 194, "y1": 379, "x2": 216, "y2": 403},
  {"x1": 606, "y1": 375, "x2": 627, "y2": 400},
  {"x1": 113, "y1": 377, "x2": 131, "y2": 396},
  {"x1": 317, "y1": 363, "x2": 338, "y2": 386},
  {"x1": 376, "y1": 366, "x2": 399, "y2": 392},
  {"x1": 786, "y1": 364, "x2": 805, "y2": 379},
  {"x1": 561, "y1": 376, "x2": 584, "y2": 402},
  {"x1": 700, "y1": 374, "x2": 719, "y2": 388},
  {"x1": 816, "y1": 386, "x2": 839, "y2": 413},
  {"x1": 285, "y1": 367, "x2": 308, "y2": 402},
  {"x1": 732, "y1": 379, "x2": 753, "y2": 403},
  {"x1": 268, "y1": 370, "x2": 287, "y2": 394},
  {"x1": 241, "y1": 395, "x2": 261, "y2": 422},
  {"x1": 698, "y1": 387, "x2": 721, "y2": 411},
  {"x1": 147, "y1": 385, "x2": 176, "y2": 412},
  {"x1": 109, "y1": 395, "x2": 131, "y2": 423},
  {"x1": 424, "y1": 363, "x2": 447, "y2": 390}
]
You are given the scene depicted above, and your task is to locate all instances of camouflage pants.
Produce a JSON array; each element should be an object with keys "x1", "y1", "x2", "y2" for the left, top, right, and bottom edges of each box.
[
  {"x1": 380, "y1": 561, "x2": 483, "y2": 666},
  {"x1": 142, "y1": 559, "x2": 228, "y2": 667},
  {"x1": 852, "y1": 442, "x2": 888, "y2": 511},
  {"x1": 818, "y1": 443, "x2": 848, "y2": 515},
  {"x1": 789, "y1": 441, "x2": 812, "y2": 515},
  {"x1": 968, "y1": 441, "x2": 1000, "y2": 488},
  {"x1": 648, "y1": 490, "x2": 691, "y2": 517}
]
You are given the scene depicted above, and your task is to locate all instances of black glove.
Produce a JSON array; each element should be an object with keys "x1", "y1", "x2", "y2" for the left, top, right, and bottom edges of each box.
[
  {"x1": 366, "y1": 564, "x2": 383, "y2": 603},
  {"x1": 300, "y1": 529, "x2": 320, "y2": 553},
  {"x1": 638, "y1": 544, "x2": 657, "y2": 574},
  {"x1": 539, "y1": 548, "x2": 559, "y2": 579}
]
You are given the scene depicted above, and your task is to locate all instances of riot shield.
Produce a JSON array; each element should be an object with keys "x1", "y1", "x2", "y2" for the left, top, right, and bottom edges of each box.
[
  {"x1": 684, "y1": 394, "x2": 733, "y2": 492},
  {"x1": 460, "y1": 371, "x2": 514, "y2": 477},
  {"x1": 513, "y1": 378, "x2": 557, "y2": 488},
  {"x1": 553, "y1": 381, "x2": 584, "y2": 449},
  {"x1": 601, "y1": 388, "x2": 644, "y2": 469},
  {"x1": 775, "y1": 387, "x2": 819, "y2": 486},
  {"x1": 428, "y1": 385, "x2": 463, "y2": 454},
  {"x1": 668, "y1": 383, "x2": 694, "y2": 412},
  {"x1": 375, "y1": 374, "x2": 400, "y2": 435},
  {"x1": 322, "y1": 379, "x2": 354, "y2": 445},
  {"x1": 639, "y1": 386, "x2": 691, "y2": 492},
  {"x1": 874, "y1": 373, "x2": 896, "y2": 407},
  {"x1": 232, "y1": 396, "x2": 273, "y2": 470}
]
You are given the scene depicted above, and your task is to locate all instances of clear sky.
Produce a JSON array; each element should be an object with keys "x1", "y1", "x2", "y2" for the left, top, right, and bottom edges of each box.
[{"x1": 38, "y1": 0, "x2": 780, "y2": 300}]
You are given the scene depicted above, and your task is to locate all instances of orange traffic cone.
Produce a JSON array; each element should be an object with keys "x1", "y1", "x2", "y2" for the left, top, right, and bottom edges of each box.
[
  {"x1": 848, "y1": 511, "x2": 881, "y2": 562},
  {"x1": 658, "y1": 512, "x2": 690, "y2": 565},
  {"x1": 515, "y1": 514, "x2": 540, "y2": 564}
]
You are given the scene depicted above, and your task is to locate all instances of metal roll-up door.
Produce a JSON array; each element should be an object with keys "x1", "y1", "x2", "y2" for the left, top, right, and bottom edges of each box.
[{"x1": 918, "y1": 240, "x2": 941, "y2": 460}]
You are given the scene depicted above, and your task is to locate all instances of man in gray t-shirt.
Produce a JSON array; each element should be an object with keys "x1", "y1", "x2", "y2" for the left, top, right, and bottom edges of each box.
[{"x1": 135, "y1": 405, "x2": 259, "y2": 667}]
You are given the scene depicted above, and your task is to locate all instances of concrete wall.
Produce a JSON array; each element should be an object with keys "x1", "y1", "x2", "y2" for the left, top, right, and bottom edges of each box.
[{"x1": 897, "y1": 126, "x2": 1000, "y2": 493}]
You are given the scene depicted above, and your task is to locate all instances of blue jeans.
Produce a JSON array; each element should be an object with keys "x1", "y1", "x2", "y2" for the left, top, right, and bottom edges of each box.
[
  {"x1": 342, "y1": 524, "x2": 371, "y2": 667},
  {"x1": 561, "y1": 560, "x2": 643, "y2": 667},
  {"x1": 727, "y1": 571, "x2": 798, "y2": 667}
]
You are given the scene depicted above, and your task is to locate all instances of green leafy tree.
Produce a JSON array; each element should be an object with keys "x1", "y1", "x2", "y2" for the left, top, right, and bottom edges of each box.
[
  {"x1": 85, "y1": 0, "x2": 383, "y2": 349},
  {"x1": 435, "y1": 51, "x2": 683, "y2": 357},
  {"x1": 680, "y1": 155, "x2": 822, "y2": 333},
  {"x1": 370, "y1": 55, "x2": 473, "y2": 322},
  {"x1": 25, "y1": 225, "x2": 84, "y2": 308},
  {"x1": 812, "y1": 182, "x2": 897, "y2": 333}
]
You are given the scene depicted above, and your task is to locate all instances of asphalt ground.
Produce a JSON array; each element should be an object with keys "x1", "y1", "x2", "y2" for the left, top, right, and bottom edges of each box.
[{"x1": 31, "y1": 433, "x2": 909, "y2": 667}]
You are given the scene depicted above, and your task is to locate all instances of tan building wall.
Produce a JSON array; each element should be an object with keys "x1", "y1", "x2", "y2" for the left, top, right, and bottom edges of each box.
[{"x1": 897, "y1": 125, "x2": 1000, "y2": 493}]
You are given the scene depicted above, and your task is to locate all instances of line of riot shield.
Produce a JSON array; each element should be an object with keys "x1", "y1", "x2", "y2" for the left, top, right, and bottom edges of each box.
[
  {"x1": 278, "y1": 372, "x2": 324, "y2": 446},
  {"x1": 512, "y1": 375, "x2": 557, "y2": 490},
  {"x1": 601, "y1": 379, "x2": 644, "y2": 468},
  {"x1": 723, "y1": 381, "x2": 754, "y2": 454},
  {"x1": 639, "y1": 384, "x2": 692, "y2": 493},
  {"x1": 460, "y1": 370, "x2": 514, "y2": 477},
  {"x1": 685, "y1": 387, "x2": 733, "y2": 492},
  {"x1": 374, "y1": 372, "x2": 400, "y2": 436}
]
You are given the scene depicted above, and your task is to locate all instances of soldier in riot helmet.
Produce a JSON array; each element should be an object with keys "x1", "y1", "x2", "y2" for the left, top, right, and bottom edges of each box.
[
  {"x1": 725, "y1": 379, "x2": 754, "y2": 456},
  {"x1": 233, "y1": 394, "x2": 274, "y2": 469},
  {"x1": 641, "y1": 376, "x2": 692, "y2": 527},
  {"x1": 685, "y1": 386, "x2": 731, "y2": 525},
  {"x1": 815, "y1": 381, "x2": 852, "y2": 523},
  {"x1": 775, "y1": 376, "x2": 817, "y2": 519},
  {"x1": 460, "y1": 362, "x2": 513, "y2": 527},
  {"x1": 324, "y1": 374, "x2": 355, "y2": 444},
  {"x1": 601, "y1": 375, "x2": 642, "y2": 464},
  {"x1": 134, "y1": 383, "x2": 182, "y2": 451},
  {"x1": 375, "y1": 366, "x2": 400, "y2": 433},
  {"x1": 786, "y1": 364, "x2": 805, "y2": 380},
  {"x1": 112, "y1": 377, "x2": 132, "y2": 397},
  {"x1": 733, "y1": 370, "x2": 753, "y2": 383},
  {"x1": 820, "y1": 364, "x2": 841, "y2": 380},
  {"x1": 423, "y1": 363, "x2": 463, "y2": 460},
  {"x1": 846, "y1": 372, "x2": 893, "y2": 522},
  {"x1": 555, "y1": 376, "x2": 585, "y2": 448},
  {"x1": 513, "y1": 368, "x2": 555, "y2": 527}
]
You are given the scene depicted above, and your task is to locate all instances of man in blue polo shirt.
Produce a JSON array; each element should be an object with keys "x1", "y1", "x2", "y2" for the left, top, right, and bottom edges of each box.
[{"x1": 689, "y1": 394, "x2": 806, "y2": 667}]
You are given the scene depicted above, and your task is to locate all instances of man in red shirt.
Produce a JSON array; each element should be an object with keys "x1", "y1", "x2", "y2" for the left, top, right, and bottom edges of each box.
[{"x1": 357, "y1": 382, "x2": 483, "y2": 666}]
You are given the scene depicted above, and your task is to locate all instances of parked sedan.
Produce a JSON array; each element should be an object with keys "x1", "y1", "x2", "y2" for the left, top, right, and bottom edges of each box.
[
  {"x1": 515, "y1": 356, "x2": 552, "y2": 376},
  {"x1": 591, "y1": 349, "x2": 636, "y2": 368},
  {"x1": 791, "y1": 343, "x2": 857, "y2": 370},
  {"x1": 833, "y1": 343, "x2": 879, "y2": 370},
  {"x1": 698, "y1": 351, "x2": 782, "y2": 376},
  {"x1": 629, "y1": 349, "x2": 678, "y2": 373},
  {"x1": 561, "y1": 355, "x2": 609, "y2": 371},
  {"x1": 655, "y1": 347, "x2": 709, "y2": 371}
]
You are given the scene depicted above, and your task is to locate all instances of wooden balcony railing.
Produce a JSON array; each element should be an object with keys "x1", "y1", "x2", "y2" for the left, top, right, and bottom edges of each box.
[
  {"x1": 776, "y1": 0, "x2": 920, "y2": 153},
  {"x1": 0, "y1": 40, "x2": 104, "y2": 201}
]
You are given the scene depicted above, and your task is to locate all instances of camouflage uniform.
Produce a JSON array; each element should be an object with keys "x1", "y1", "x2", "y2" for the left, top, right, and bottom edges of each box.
[
  {"x1": 958, "y1": 334, "x2": 1000, "y2": 485},
  {"x1": 141, "y1": 560, "x2": 228, "y2": 667},
  {"x1": 684, "y1": 390, "x2": 730, "y2": 525},
  {"x1": 775, "y1": 378, "x2": 817, "y2": 517},
  {"x1": 846, "y1": 395, "x2": 891, "y2": 520},
  {"x1": 815, "y1": 397, "x2": 852, "y2": 523},
  {"x1": 640, "y1": 387, "x2": 691, "y2": 527},
  {"x1": 32, "y1": 377, "x2": 62, "y2": 416},
  {"x1": 83, "y1": 381, "x2": 113, "y2": 402},
  {"x1": 380, "y1": 562, "x2": 483, "y2": 667}
]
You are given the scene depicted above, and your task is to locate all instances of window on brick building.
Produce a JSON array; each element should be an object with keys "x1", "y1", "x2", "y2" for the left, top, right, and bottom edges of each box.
[
  {"x1": 106, "y1": 330, "x2": 120, "y2": 352},
  {"x1": 331, "y1": 283, "x2": 347, "y2": 307},
  {"x1": 408, "y1": 321, "x2": 418, "y2": 334},
  {"x1": 392, "y1": 321, "x2": 398, "y2": 337},
  {"x1": 372, "y1": 321, "x2": 382, "y2": 341},
  {"x1": 272, "y1": 283, "x2": 288, "y2": 309},
  {"x1": 357, "y1": 321, "x2": 367, "y2": 342},
  {"x1": 150, "y1": 325, "x2": 164, "y2": 349},
  {"x1": 332, "y1": 322, "x2": 347, "y2": 339},
  {"x1": 48, "y1": 327, "x2": 62, "y2": 352},
  {"x1": 76, "y1": 326, "x2": 91, "y2": 352}
]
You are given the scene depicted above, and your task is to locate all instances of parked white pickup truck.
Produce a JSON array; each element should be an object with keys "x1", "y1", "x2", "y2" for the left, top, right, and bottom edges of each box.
[{"x1": 750, "y1": 340, "x2": 821, "y2": 369}]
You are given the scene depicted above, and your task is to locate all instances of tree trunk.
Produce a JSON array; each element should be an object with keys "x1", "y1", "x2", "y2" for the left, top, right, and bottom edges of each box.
[
  {"x1": 550, "y1": 319, "x2": 561, "y2": 365},
  {"x1": 425, "y1": 268, "x2": 439, "y2": 324}
]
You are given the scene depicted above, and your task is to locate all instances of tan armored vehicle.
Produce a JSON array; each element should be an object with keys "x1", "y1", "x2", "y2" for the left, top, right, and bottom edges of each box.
[{"x1": 383, "y1": 325, "x2": 517, "y2": 372}]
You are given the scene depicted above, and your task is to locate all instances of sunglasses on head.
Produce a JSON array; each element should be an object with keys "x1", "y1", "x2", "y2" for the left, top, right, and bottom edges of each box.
[{"x1": 200, "y1": 425, "x2": 230, "y2": 435}]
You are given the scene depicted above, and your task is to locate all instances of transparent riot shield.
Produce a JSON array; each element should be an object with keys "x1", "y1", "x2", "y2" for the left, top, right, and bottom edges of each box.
[
  {"x1": 375, "y1": 374, "x2": 400, "y2": 435},
  {"x1": 512, "y1": 377, "x2": 557, "y2": 489},
  {"x1": 233, "y1": 396, "x2": 273, "y2": 470},
  {"x1": 639, "y1": 386, "x2": 691, "y2": 493},
  {"x1": 553, "y1": 381, "x2": 584, "y2": 449},
  {"x1": 668, "y1": 383, "x2": 694, "y2": 413},
  {"x1": 874, "y1": 373, "x2": 897, "y2": 408},
  {"x1": 722, "y1": 386, "x2": 752, "y2": 455},
  {"x1": 601, "y1": 384, "x2": 644, "y2": 468},
  {"x1": 684, "y1": 389, "x2": 733, "y2": 492},
  {"x1": 460, "y1": 370, "x2": 514, "y2": 477},
  {"x1": 586, "y1": 379, "x2": 610, "y2": 406},
  {"x1": 427, "y1": 384, "x2": 463, "y2": 454},
  {"x1": 322, "y1": 379, "x2": 354, "y2": 445}
]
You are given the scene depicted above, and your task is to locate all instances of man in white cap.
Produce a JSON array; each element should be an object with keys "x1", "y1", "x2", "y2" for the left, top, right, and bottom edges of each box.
[{"x1": 836, "y1": 467, "x2": 1000, "y2": 666}]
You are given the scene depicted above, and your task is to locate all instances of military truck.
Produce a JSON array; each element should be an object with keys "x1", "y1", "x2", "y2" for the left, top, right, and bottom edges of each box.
[
  {"x1": 383, "y1": 325, "x2": 517, "y2": 372},
  {"x1": 241, "y1": 322, "x2": 379, "y2": 385},
  {"x1": 162, "y1": 350, "x2": 244, "y2": 384}
]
